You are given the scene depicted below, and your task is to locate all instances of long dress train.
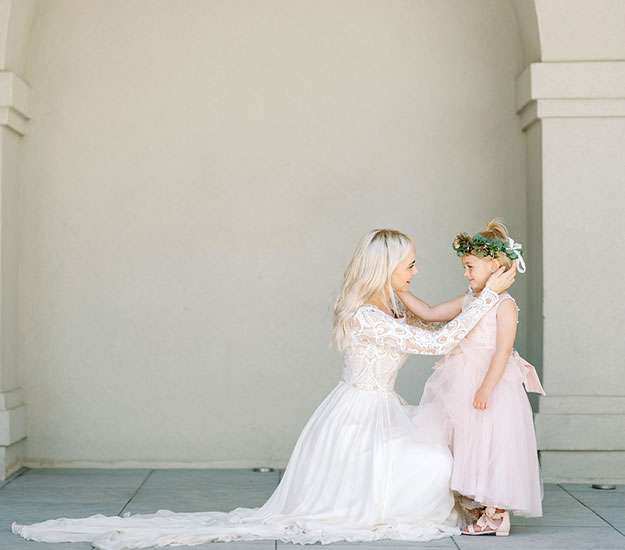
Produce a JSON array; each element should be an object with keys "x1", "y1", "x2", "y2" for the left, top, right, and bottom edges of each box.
[{"x1": 11, "y1": 288, "x2": 501, "y2": 549}]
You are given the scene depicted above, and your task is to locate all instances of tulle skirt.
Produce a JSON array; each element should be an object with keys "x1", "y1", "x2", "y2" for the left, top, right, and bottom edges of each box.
[
  {"x1": 12, "y1": 380, "x2": 460, "y2": 549},
  {"x1": 417, "y1": 344, "x2": 544, "y2": 517}
]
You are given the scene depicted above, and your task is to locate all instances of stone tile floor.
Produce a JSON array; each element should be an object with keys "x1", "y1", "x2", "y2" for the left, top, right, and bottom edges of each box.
[{"x1": 1, "y1": 468, "x2": 623, "y2": 549}]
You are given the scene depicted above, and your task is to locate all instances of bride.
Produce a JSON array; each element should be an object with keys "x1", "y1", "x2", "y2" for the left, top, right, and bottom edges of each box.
[{"x1": 12, "y1": 228, "x2": 515, "y2": 549}]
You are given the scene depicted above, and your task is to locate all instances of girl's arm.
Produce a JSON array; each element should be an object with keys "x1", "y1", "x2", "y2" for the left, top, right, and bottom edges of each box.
[
  {"x1": 473, "y1": 299, "x2": 518, "y2": 410},
  {"x1": 396, "y1": 290, "x2": 464, "y2": 322}
]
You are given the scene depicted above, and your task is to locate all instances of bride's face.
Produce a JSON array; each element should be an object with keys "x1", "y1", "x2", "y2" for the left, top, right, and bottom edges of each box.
[{"x1": 391, "y1": 246, "x2": 418, "y2": 292}]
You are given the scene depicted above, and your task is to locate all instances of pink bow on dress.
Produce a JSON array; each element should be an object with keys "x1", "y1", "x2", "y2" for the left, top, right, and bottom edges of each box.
[{"x1": 512, "y1": 350, "x2": 546, "y2": 395}]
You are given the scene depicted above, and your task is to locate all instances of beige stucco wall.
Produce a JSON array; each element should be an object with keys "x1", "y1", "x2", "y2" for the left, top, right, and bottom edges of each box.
[
  {"x1": 535, "y1": 0, "x2": 625, "y2": 62},
  {"x1": 542, "y1": 118, "x2": 625, "y2": 397},
  {"x1": 16, "y1": 0, "x2": 527, "y2": 467}
]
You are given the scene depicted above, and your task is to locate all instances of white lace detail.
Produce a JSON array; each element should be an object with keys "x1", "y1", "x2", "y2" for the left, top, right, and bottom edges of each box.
[
  {"x1": 338, "y1": 288, "x2": 500, "y2": 398},
  {"x1": 350, "y1": 288, "x2": 500, "y2": 356}
]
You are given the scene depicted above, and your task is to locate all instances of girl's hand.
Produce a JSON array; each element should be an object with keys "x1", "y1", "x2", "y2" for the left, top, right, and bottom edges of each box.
[
  {"x1": 484, "y1": 263, "x2": 517, "y2": 294},
  {"x1": 473, "y1": 386, "x2": 492, "y2": 410}
]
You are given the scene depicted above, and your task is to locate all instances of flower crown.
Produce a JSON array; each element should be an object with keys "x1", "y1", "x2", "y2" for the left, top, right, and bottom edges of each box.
[{"x1": 452, "y1": 232, "x2": 526, "y2": 273}]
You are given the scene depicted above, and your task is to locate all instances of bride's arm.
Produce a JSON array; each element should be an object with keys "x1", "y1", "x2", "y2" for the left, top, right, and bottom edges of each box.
[
  {"x1": 356, "y1": 287, "x2": 500, "y2": 356},
  {"x1": 396, "y1": 290, "x2": 464, "y2": 322}
]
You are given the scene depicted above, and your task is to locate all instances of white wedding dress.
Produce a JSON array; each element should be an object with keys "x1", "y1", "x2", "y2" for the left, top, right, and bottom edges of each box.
[{"x1": 11, "y1": 289, "x2": 501, "y2": 549}]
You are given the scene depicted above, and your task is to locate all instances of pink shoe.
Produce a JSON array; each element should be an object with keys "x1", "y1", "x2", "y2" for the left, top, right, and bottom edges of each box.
[{"x1": 462, "y1": 506, "x2": 510, "y2": 536}]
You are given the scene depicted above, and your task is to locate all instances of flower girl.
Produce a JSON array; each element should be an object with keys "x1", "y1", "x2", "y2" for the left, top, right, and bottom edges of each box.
[{"x1": 398, "y1": 219, "x2": 545, "y2": 536}]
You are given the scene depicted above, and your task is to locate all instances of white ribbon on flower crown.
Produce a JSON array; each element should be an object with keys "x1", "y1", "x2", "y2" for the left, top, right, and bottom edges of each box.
[{"x1": 506, "y1": 237, "x2": 526, "y2": 273}]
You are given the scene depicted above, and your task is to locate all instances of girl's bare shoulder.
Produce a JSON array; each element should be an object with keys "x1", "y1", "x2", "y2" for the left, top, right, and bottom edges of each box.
[{"x1": 496, "y1": 293, "x2": 520, "y2": 319}]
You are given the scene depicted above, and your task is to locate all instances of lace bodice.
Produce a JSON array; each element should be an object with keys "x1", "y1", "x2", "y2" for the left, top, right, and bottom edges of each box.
[{"x1": 340, "y1": 288, "x2": 501, "y2": 395}]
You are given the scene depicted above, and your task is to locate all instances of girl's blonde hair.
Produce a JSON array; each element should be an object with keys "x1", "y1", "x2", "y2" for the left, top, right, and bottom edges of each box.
[
  {"x1": 331, "y1": 229, "x2": 413, "y2": 351},
  {"x1": 476, "y1": 218, "x2": 513, "y2": 269}
]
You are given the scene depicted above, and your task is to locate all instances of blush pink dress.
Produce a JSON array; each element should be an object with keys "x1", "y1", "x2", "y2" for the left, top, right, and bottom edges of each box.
[{"x1": 416, "y1": 290, "x2": 545, "y2": 517}]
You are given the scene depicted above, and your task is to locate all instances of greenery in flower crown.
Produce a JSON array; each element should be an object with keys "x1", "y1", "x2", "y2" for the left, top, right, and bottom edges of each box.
[{"x1": 452, "y1": 232, "x2": 522, "y2": 260}]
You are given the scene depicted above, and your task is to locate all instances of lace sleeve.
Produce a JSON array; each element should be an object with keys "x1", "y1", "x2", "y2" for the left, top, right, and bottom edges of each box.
[{"x1": 355, "y1": 288, "x2": 500, "y2": 355}]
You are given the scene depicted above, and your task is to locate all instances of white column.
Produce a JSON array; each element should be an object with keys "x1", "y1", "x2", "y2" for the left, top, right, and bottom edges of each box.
[
  {"x1": 0, "y1": 70, "x2": 29, "y2": 479},
  {"x1": 517, "y1": 61, "x2": 625, "y2": 483}
]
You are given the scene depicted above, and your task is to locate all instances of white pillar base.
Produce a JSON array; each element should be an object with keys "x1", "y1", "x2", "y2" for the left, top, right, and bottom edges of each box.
[
  {"x1": 0, "y1": 439, "x2": 26, "y2": 481},
  {"x1": 0, "y1": 388, "x2": 26, "y2": 480}
]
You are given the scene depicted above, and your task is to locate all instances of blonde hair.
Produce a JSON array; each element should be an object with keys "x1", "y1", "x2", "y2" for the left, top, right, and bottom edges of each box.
[
  {"x1": 475, "y1": 218, "x2": 513, "y2": 269},
  {"x1": 331, "y1": 229, "x2": 413, "y2": 351}
]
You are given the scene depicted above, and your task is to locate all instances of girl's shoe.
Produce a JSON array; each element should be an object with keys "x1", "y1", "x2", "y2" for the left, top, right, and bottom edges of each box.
[
  {"x1": 454, "y1": 494, "x2": 485, "y2": 525},
  {"x1": 462, "y1": 506, "x2": 510, "y2": 536},
  {"x1": 466, "y1": 506, "x2": 485, "y2": 522}
]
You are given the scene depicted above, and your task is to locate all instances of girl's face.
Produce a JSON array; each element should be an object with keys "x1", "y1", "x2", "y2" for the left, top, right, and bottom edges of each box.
[
  {"x1": 391, "y1": 245, "x2": 419, "y2": 292},
  {"x1": 462, "y1": 254, "x2": 499, "y2": 292}
]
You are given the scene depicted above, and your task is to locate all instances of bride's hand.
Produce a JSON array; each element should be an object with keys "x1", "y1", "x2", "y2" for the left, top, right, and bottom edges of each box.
[{"x1": 484, "y1": 263, "x2": 517, "y2": 294}]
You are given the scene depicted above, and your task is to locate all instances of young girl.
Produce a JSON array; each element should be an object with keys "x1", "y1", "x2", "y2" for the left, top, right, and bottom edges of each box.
[{"x1": 397, "y1": 219, "x2": 545, "y2": 536}]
